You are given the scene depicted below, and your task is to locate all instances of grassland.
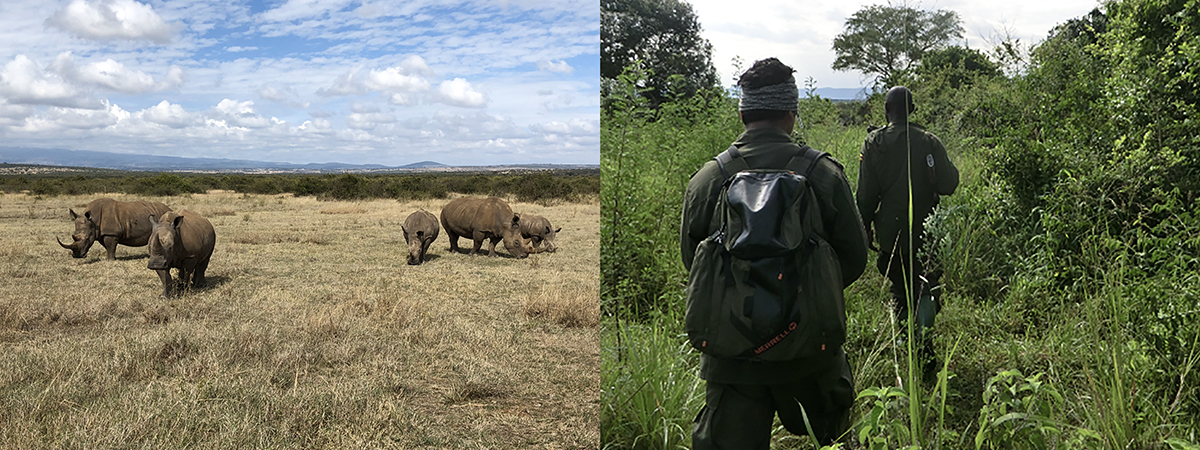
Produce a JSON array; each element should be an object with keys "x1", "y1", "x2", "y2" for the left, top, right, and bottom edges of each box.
[{"x1": 0, "y1": 191, "x2": 599, "y2": 449}]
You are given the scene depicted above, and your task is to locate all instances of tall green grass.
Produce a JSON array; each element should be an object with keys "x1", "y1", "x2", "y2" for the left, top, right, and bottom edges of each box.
[
  {"x1": 601, "y1": 54, "x2": 1200, "y2": 447},
  {"x1": 601, "y1": 312, "x2": 703, "y2": 450}
]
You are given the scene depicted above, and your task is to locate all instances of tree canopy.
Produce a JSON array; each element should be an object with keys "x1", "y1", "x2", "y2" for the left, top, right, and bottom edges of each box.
[
  {"x1": 919, "y1": 46, "x2": 1001, "y2": 89},
  {"x1": 601, "y1": 0, "x2": 718, "y2": 106},
  {"x1": 832, "y1": 4, "x2": 964, "y2": 88}
]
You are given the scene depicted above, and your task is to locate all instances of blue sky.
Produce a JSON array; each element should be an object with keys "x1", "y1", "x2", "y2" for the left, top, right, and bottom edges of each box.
[{"x1": 0, "y1": 0, "x2": 599, "y2": 166}]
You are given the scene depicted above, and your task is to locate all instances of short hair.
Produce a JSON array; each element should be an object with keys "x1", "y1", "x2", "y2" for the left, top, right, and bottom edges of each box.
[
  {"x1": 738, "y1": 58, "x2": 796, "y2": 125},
  {"x1": 739, "y1": 109, "x2": 791, "y2": 125},
  {"x1": 885, "y1": 86, "x2": 917, "y2": 116},
  {"x1": 738, "y1": 58, "x2": 795, "y2": 90}
]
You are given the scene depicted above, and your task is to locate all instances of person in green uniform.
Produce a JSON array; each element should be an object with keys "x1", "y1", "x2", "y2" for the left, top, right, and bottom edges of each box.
[
  {"x1": 680, "y1": 57, "x2": 869, "y2": 448},
  {"x1": 856, "y1": 86, "x2": 959, "y2": 357}
]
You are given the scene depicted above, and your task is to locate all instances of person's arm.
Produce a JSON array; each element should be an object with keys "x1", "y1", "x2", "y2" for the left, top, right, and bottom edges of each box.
[
  {"x1": 931, "y1": 135, "x2": 959, "y2": 196},
  {"x1": 824, "y1": 160, "x2": 869, "y2": 287},
  {"x1": 855, "y1": 139, "x2": 881, "y2": 247},
  {"x1": 681, "y1": 163, "x2": 720, "y2": 271}
]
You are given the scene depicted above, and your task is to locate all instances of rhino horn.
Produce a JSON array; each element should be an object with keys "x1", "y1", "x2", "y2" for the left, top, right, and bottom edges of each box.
[{"x1": 57, "y1": 236, "x2": 74, "y2": 249}]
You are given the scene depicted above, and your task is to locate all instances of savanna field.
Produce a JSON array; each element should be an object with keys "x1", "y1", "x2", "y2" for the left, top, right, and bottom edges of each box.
[{"x1": 0, "y1": 191, "x2": 599, "y2": 449}]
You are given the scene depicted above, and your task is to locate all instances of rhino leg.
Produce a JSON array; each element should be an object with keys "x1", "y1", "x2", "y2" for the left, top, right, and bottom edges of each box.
[
  {"x1": 471, "y1": 231, "x2": 487, "y2": 256},
  {"x1": 193, "y1": 257, "x2": 209, "y2": 288},
  {"x1": 447, "y1": 232, "x2": 460, "y2": 254},
  {"x1": 421, "y1": 238, "x2": 433, "y2": 262},
  {"x1": 179, "y1": 259, "x2": 197, "y2": 288},
  {"x1": 487, "y1": 237, "x2": 503, "y2": 257},
  {"x1": 156, "y1": 269, "x2": 173, "y2": 298},
  {"x1": 101, "y1": 235, "x2": 119, "y2": 260}
]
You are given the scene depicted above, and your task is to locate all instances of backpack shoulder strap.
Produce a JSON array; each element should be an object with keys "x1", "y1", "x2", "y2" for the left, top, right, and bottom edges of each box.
[
  {"x1": 784, "y1": 145, "x2": 829, "y2": 179},
  {"x1": 714, "y1": 144, "x2": 750, "y2": 181}
]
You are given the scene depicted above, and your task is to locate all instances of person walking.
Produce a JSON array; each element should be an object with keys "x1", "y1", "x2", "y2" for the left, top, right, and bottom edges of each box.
[
  {"x1": 681, "y1": 57, "x2": 869, "y2": 448},
  {"x1": 856, "y1": 86, "x2": 959, "y2": 369}
]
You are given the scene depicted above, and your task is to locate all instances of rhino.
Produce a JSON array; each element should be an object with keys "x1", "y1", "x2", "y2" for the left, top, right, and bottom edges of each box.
[
  {"x1": 518, "y1": 213, "x2": 561, "y2": 253},
  {"x1": 147, "y1": 210, "x2": 216, "y2": 298},
  {"x1": 439, "y1": 197, "x2": 529, "y2": 258},
  {"x1": 58, "y1": 198, "x2": 172, "y2": 260},
  {"x1": 402, "y1": 209, "x2": 440, "y2": 265}
]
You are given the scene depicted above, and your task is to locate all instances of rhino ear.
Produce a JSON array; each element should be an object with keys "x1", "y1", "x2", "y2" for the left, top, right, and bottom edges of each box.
[
  {"x1": 511, "y1": 215, "x2": 521, "y2": 227},
  {"x1": 416, "y1": 230, "x2": 424, "y2": 238},
  {"x1": 172, "y1": 214, "x2": 185, "y2": 229},
  {"x1": 69, "y1": 209, "x2": 79, "y2": 219},
  {"x1": 555, "y1": 227, "x2": 562, "y2": 233},
  {"x1": 149, "y1": 214, "x2": 159, "y2": 226}
]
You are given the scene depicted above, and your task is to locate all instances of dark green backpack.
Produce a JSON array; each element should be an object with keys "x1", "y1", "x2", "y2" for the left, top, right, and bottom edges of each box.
[{"x1": 685, "y1": 144, "x2": 846, "y2": 361}]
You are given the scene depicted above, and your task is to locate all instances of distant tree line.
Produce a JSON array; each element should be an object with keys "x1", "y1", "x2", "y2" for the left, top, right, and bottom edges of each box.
[{"x1": 0, "y1": 169, "x2": 599, "y2": 203}]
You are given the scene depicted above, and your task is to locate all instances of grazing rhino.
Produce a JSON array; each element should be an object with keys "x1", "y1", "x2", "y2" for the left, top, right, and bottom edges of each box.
[
  {"x1": 402, "y1": 209, "x2": 440, "y2": 265},
  {"x1": 518, "y1": 213, "x2": 561, "y2": 254},
  {"x1": 147, "y1": 210, "x2": 215, "y2": 298},
  {"x1": 439, "y1": 197, "x2": 529, "y2": 258},
  {"x1": 58, "y1": 198, "x2": 172, "y2": 260}
]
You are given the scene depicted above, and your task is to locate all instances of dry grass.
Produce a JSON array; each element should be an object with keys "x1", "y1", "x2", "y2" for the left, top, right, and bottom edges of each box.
[
  {"x1": 0, "y1": 191, "x2": 599, "y2": 449},
  {"x1": 523, "y1": 285, "x2": 602, "y2": 328}
]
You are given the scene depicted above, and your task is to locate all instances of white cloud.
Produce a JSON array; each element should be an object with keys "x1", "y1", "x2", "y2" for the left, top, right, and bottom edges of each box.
[
  {"x1": 537, "y1": 60, "x2": 574, "y2": 74},
  {"x1": 141, "y1": 100, "x2": 195, "y2": 128},
  {"x1": 258, "y1": 85, "x2": 287, "y2": 102},
  {"x1": 44, "y1": 0, "x2": 174, "y2": 44},
  {"x1": 0, "y1": 55, "x2": 102, "y2": 109},
  {"x1": 226, "y1": 46, "x2": 258, "y2": 52},
  {"x1": 350, "y1": 103, "x2": 380, "y2": 114},
  {"x1": 212, "y1": 98, "x2": 271, "y2": 129},
  {"x1": 0, "y1": 100, "x2": 34, "y2": 127},
  {"x1": 20, "y1": 103, "x2": 126, "y2": 132},
  {"x1": 434, "y1": 78, "x2": 487, "y2": 108},
  {"x1": 317, "y1": 56, "x2": 437, "y2": 106},
  {"x1": 316, "y1": 67, "x2": 369, "y2": 97},
  {"x1": 346, "y1": 111, "x2": 396, "y2": 130},
  {"x1": 72, "y1": 58, "x2": 184, "y2": 94},
  {"x1": 398, "y1": 55, "x2": 435, "y2": 77},
  {"x1": 299, "y1": 118, "x2": 334, "y2": 134},
  {"x1": 261, "y1": 0, "x2": 356, "y2": 23},
  {"x1": 365, "y1": 67, "x2": 430, "y2": 93},
  {"x1": 529, "y1": 118, "x2": 597, "y2": 136}
]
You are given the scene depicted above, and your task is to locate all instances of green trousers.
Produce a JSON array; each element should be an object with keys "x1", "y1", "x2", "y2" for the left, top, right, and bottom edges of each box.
[{"x1": 691, "y1": 349, "x2": 854, "y2": 449}]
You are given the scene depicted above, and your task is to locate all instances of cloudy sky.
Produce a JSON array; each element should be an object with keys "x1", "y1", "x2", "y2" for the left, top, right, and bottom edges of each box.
[
  {"x1": 0, "y1": 0, "x2": 599, "y2": 166},
  {"x1": 689, "y1": 0, "x2": 1102, "y2": 93}
]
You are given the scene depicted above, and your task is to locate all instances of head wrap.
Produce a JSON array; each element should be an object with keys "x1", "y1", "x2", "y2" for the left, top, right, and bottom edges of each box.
[{"x1": 739, "y1": 74, "x2": 799, "y2": 112}]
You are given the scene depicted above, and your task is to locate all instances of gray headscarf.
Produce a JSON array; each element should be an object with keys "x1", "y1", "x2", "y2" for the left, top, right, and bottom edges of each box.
[{"x1": 739, "y1": 74, "x2": 799, "y2": 112}]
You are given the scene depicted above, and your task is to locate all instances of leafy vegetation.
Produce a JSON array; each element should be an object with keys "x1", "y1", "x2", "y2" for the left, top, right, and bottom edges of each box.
[
  {"x1": 601, "y1": 0, "x2": 718, "y2": 107},
  {"x1": 831, "y1": 4, "x2": 965, "y2": 88},
  {"x1": 602, "y1": 0, "x2": 1200, "y2": 448},
  {"x1": 0, "y1": 167, "x2": 599, "y2": 204}
]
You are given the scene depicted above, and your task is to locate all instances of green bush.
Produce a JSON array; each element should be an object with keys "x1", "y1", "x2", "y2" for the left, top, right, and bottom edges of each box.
[{"x1": 0, "y1": 170, "x2": 596, "y2": 203}]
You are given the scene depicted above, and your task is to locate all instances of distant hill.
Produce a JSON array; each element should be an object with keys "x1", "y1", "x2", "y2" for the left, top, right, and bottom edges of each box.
[
  {"x1": 0, "y1": 147, "x2": 590, "y2": 173},
  {"x1": 400, "y1": 161, "x2": 447, "y2": 169},
  {"x1": 0, "y1": 147, "x2": 392, "y2": 172}
]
